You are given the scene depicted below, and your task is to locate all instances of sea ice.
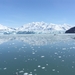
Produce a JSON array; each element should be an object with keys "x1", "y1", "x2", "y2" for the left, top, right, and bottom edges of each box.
[
  {"x1": 19, "y1": 70, "x2": 24, "y2": 73},
  {"x1": 14, "y1": 58, "x2": 17, "y2": 60},
  {"x1": 23, "y1": 73, "x2": 28, "y2": 75},
  {"x1": 58, "y1": 56, "x2": 61, "y2": 58},
  {"x1": 46, "y1": 64, "x2": 48, "y2": 66},
  {"x1": 62, "y1": 60, "x2": 64, "y2": 62},
  {"x1": 38, "y1": 65, "x2": 41, "y2": 67},
  {"x1": 52, "y1": 69, "x2": 55, "y2": 71},
  {"x1": 41, "y1": 56, "x2": 45, "y2": 58},
  {"x1": 72, "y1": 66, "x2": 74, "y2": 68},
  {"x1": 57, "y1": 71, "x2": 59, "y2": 73},
  {"x1": 42, "y1": 67, "x2": 45, "y2": 69},
  {"x1": 3, "y1": 67, "x2": 7, "y2": 70},
  {"x1": 29, "y1": 74, "x2": 33, "y2": 75},
  {"x1": 34, "y1": 69, "x2": 37, "y2": 71}
]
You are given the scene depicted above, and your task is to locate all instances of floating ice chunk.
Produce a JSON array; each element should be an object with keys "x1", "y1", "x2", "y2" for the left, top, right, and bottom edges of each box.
[
  {"x1": 56, "y1": 48, "x2": 58, "y2": 49},
  {"x1": 54, "y1": 52, "x2": 58, "y2": 55},
  {"x1": 70, "y1": 47, "x2": 73, "y2": 49},
  {"x1": 72, "y1": 66, "x2": 74, "y2": 68},
  {"x1": 29, "y1": 74, "x2": 33, "y2": 75},
  {"x1": 63, "y1": 55, "x2": 65, "y2": 57},
  {"x1": 8, "y1": 51, "x2": 10, "y2": 53},
  {"x1": 35, "y1": 59, "x2": 37, "y2": 61},
  {"x1": 46, "y1": 64, "x2": 48, "y2": 66},
  {"x1": 57, "y1": 71, "x2": 59, "y2": 73},
  {"x1": 12, "y1": 43, "x2": 15, "y2": 44},
  {"x1": 32, "y1": 52, "x2": 35, "y2": 54},
  {"x1": 38, "y1": 65, "x2": 41, "y2": 67},
  {"x1": 38, "y1": 47, "x2": 40, "y2": 48},
  {"x1": 23, "y1": 68, "x2": 24, "y2": 70},
  {"x1": 73, "y1": 47, "x2": 75, "y2": 49},
  {"x1": 8, "y1": 47, "x2": 9, "y2": 48},
  {"x1": 42, "y1": 67, "x2": 45, "y2": 69},
  {"x1": 32, "y1": 49, "x2": 34, "y2": 50},
  {"x1": 28, "y1": 59, "x2": 30, "y2": 60},
  {"x1": 62, "y1": 60, "x2": 64, "y2": 62},
  {"x1": 24, "y1": 51, "x2": 26, "y2": 52},
  {"x1": 14, "y1": 58, "x2": 17, "y2": 60},
  {"x1": 41, "y1": 56, "x2": 45, "y2": 58},
  {"x1": 17, "y1": 69, "x2": 19, "y2": 71},
  {"x1": 9, "y1": 44, "x2": 11, "y2": 45},
  {"x1": 52, "y1": 69, "x2": 55, "y2": 71},
  {"x1": 19, "y1": 70, "x2": 24, "y2": 73},
  {"x1": 16, "y1": 72, "x2": 18, "y2": 75},
  {"x1": 23, "y1": 44, "x2": 26, "y2": 46},
  {"x1": 4, "y1": 61, "x2": 7, "y2": 63},
  {"x1": 62, "y1": 48, "x2": 66, "y2": 50},
  {"x1": 22, "y1": 47, "x2": 24, "y2": 48},
  {"x1": 23, "y1": 73, "x2": 28, "y2": 75},
  {"x1": 72, "y1": 61, "x2": 75, "y2": 63},
  {"x1": 15, "y1": 46, "x2": 17, "y2": 48},
  {"x1": 31, "y1": 46, "x2": 33, "y2": 48},
  {"x1": 34, "y1": 69, "x2": 36, "y2": 71},
  {"x1": 3, "y1": 67, "x2": 7, "y2": 70},
  {"x1": 58, "y1": 56, "x2": 61, "y2": 58},
  {"x1": 25, "y1": 47, "x2": 27, "y2": 48}
]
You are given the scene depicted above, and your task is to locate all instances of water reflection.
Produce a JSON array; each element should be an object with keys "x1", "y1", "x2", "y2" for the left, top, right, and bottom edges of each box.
[
  {"x1": 0, "y1": 34, "x2": 75, "y2": 46},
  {"x1": 0, "y1": 34, "x2": 75, "y2": 75}
]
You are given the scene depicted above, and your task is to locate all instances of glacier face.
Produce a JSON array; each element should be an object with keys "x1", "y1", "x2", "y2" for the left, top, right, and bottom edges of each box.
[
  {"x1": 16, "y1": 22, "x2": 72, "y2": 34},
  {"x1": 0, "y1": 22, "x2": 73, "y2": 34}
]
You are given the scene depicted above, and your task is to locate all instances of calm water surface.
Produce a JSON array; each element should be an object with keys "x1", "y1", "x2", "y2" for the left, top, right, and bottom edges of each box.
[{"x1": 0, "y1": 34, "x2": 75, "y2": 75}]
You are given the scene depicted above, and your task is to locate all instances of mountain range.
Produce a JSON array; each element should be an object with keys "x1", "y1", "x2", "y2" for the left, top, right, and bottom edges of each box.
[{"x1": 0, "y1": 22, "x2": 73, "y2": 34}]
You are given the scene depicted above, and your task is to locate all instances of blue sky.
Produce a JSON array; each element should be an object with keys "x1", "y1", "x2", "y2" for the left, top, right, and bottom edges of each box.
[{"x1": 0, "y1": 0, "x2": 75, "y2": 27}]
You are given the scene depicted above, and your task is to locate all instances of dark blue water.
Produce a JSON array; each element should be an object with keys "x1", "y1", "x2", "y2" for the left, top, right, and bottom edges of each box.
[{"x1": 0, "y1": 34, "x2": 75, "y2": 75}]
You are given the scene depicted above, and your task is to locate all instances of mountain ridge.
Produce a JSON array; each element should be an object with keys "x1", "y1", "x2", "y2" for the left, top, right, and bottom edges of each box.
[{"x1": 0, "y1": 22, "x2": 74, "y2": 34}]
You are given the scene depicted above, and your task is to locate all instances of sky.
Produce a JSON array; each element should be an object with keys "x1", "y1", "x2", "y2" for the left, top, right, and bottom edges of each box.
[{"x1": 0, "y1": 0, "x2": 75, "y2": 27}]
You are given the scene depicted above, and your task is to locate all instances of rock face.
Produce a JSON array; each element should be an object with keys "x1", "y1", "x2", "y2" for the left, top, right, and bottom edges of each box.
[{"x1": 65, "y1": 27, "x2": 75, "y2": 33}]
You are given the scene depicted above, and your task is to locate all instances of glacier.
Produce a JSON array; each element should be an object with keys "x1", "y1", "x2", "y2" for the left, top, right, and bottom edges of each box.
[{"x1": 0, "y1": 22, "x2": 73, "y2": 34}]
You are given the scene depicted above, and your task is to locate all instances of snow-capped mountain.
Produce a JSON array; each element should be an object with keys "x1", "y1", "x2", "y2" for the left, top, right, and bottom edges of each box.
[
  {"x1": 0, "y1": 24, "x2": 15, "y2": 31},
  {"x1": 0, "y1": 24, "x2": 16, "y2": 34},
  {"x1": 16, "y1": 22, "x2": 72, "y2": 34},
  {"x1": 0, "y1": 22, "x2": 73, "y2": 34}
]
